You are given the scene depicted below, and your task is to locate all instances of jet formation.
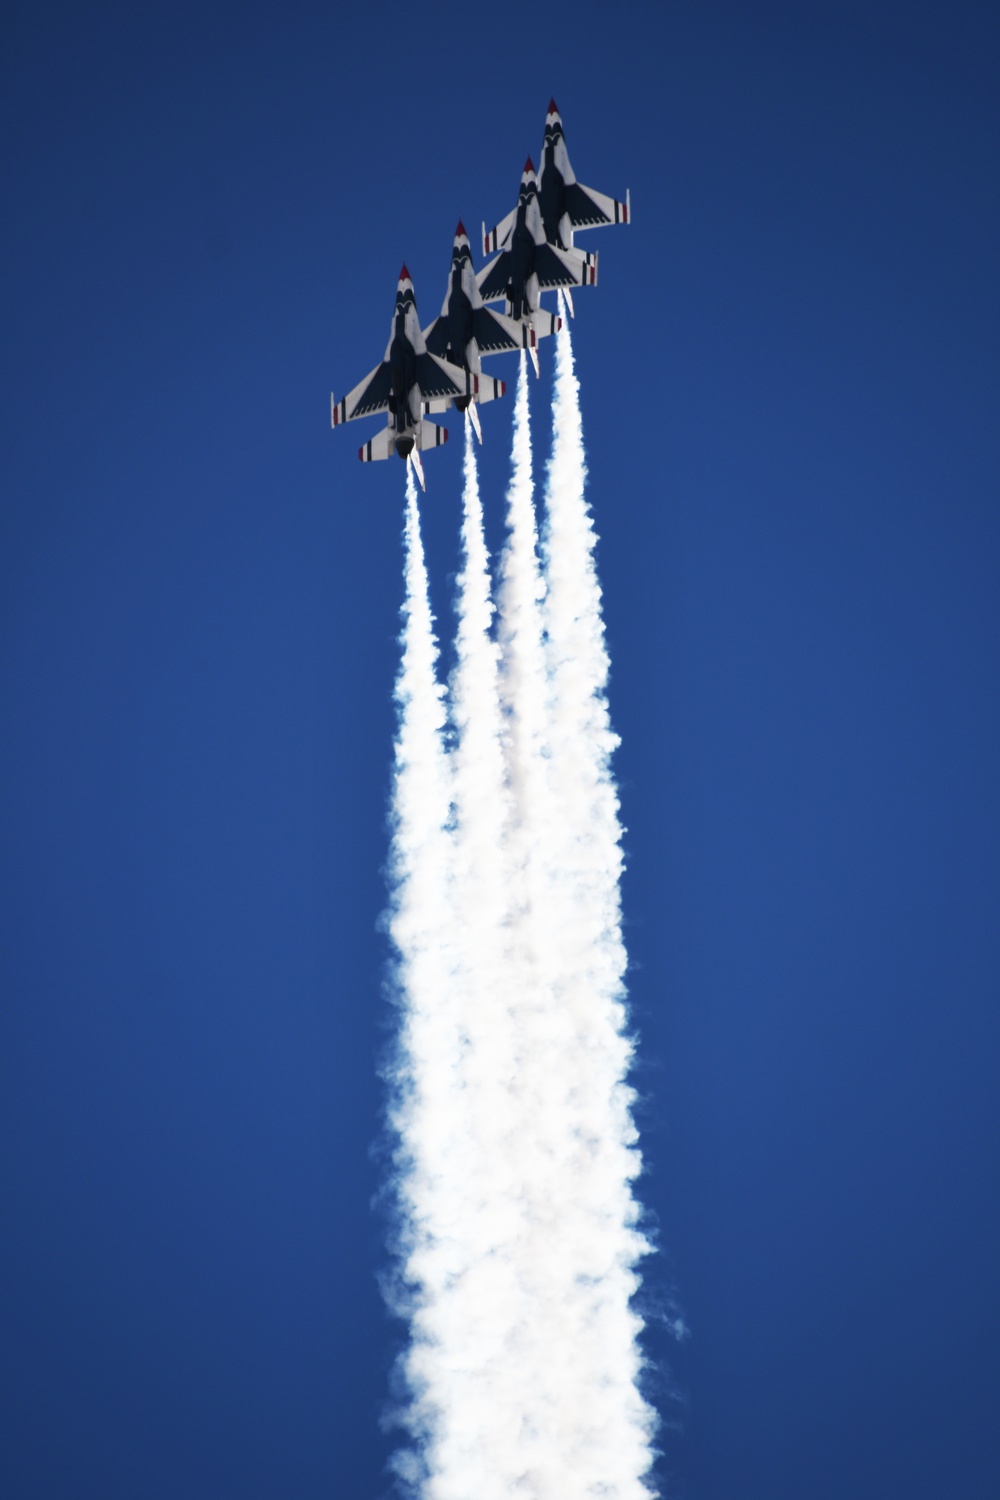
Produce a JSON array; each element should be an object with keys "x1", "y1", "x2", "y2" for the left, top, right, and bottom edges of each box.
[{"x1": 330, "y1": 102, "x2": 630, "y2": 490}]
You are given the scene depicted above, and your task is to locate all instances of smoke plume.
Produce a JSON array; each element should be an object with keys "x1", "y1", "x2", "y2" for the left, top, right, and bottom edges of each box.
[{"x1": 386, "y1": 324, "x2": 656, "y2": 1498}]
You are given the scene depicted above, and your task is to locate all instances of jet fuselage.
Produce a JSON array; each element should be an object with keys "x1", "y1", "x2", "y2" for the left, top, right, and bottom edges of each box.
[
  {"x1": 505, "y1": 208, "x2": 536, "y2": 320},
  {"x1": 445, "y1": 264, "x2": 474, "y2": 355},
  {"x1": 539, "y1": 132, "x2": 568, "y2": 247},
  {"x1": 388, "y1": 311, "x2": 417, "y2": 452}
]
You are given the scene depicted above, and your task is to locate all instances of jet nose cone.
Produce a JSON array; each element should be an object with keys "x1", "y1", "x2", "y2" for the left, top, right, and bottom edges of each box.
[
  {"x1": 548, "y1": 97, "x2": 558, "y2": 113},
  {"x1": 455, "y1": 219, "x2": 466, "y2": 237},
  {"x1": 399, "y1": 263, "x2": 411, "y2": 281},
  {"x1": 523, "y1": 156, "x2": 535, "y2": 174}
]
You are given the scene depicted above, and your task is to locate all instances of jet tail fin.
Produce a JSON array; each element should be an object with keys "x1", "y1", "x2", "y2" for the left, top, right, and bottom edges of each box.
[
  {"x1": 408, "y1": 448, "x2": 426, "y2": 491},
  {"x1": 408, "y1": 422, "x2": 448, "y2": 488}
]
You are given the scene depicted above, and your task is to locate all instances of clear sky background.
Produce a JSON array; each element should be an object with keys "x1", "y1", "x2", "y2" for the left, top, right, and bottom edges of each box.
[{"x1": 2, "y1": 2, "x2": 998, "y2": 1497}]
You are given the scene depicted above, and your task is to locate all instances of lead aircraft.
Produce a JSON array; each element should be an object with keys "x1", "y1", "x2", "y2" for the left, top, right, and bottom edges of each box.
[
  {"x1": 537, "y1": 99, "x2": 631, "y2": 261},
  {"x1": 478, "y1": 159, "x2": 597, "y2": 350},
  {"x1": 330, "y1": 266, "x2": 505, "y2": 489},
  {"x1": 423, "y1": 222, "x2": 560, "y2": 400}
]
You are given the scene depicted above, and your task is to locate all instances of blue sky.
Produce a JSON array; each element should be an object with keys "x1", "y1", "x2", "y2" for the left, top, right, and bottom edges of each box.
[{"x1": 2, "y1": 2, "x2": 998, "y2": 1496}]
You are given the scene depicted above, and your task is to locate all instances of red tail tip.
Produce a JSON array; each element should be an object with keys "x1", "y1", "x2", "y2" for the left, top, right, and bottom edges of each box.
[
  {"x1": 548, "y1": 98, "x2": 558, "y2": 114},
  {"x1": 456, "y1": 219, "x2": 466, "y2": 237},
  {"x1": 524, "y1": 156, "x2": 535, "y2": 174},
  {"x1": 399, "y1": 263, "x2": 410, "y2": 281}
]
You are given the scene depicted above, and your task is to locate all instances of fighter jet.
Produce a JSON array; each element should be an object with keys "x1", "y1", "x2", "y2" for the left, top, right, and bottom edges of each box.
[
  {"x1": 330, "y1": 266, "x2": 505, "y2": 489},
  {"x1": 423, "y1": 223, "x2": 560, "y2": 396},
  {"x1": 478, "y1": 159, "x2": 597, "y2": 345},
  {"x1": 537, "y1": 99, "x2": 631, "y2": 263}
]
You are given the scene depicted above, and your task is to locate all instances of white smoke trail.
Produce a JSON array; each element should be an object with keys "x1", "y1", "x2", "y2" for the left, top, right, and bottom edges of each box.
[
  {"x1": 418, "y1": 417, "x2": 522, "y2": 1499},
  {"x1": 385, "y1": 466, "x2": 466, "y2": 1498},
  {"x1": 525, "y1": 298, "x2": 657, "y2": 1496},
  {"x1": 389, "y1": 433, "x2": 525, "y2": 1500},
  {"x1": 388, "y1": 330, "x2": 656, "y2": 1498},
  {"x1": 496, "y1": 354, "x2": 549, "y2": 830}
]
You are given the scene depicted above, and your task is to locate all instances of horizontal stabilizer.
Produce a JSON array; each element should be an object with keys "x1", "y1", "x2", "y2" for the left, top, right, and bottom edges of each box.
[
  {"x1": 533, "y1": 242, "x2": 598, "y2": 290},
  {"x1": 528, "y1": 308, "x2": 561, "y2": 343},
  {"x1": 358, "y1": 426, "x2": 394, "y2": 463},
  {"x1": 416, "y1": 417, "x2": 448, "y2": 451},
  {"x1": 473, "y1": 372, "x2": 505, "y2": 405},
  {"x1": 357, "y1": 420, "x2": 449, "y2": 463}
]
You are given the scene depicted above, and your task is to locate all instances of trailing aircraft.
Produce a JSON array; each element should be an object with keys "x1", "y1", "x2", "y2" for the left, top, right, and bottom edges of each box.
[
  {"x1": 478, "y1": 160, "x2": 597, "y2": 343},
  {"x1": 423, "y1": 222, "x2": 560, "y2": 397},
  {"x1": 330, "y1": 266, "x2": 505, "y2": 489},
  {"x1": 537, "y1": 99, "x2": 631, "y2": 262}
]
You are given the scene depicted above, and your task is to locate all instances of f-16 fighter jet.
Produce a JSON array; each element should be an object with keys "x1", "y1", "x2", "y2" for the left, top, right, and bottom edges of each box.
[
  {"x1": 330, "y1": 266, "x2": 505, "y2": 490},
  {"x1": 537, "y1": 99, "x2": 631, "y2": 260},
  {"x1": 479, "y1": 159, "x2": 597, "y2": 345},
  {"x1": 423, "y1": 223, "x2": 560, "y2": 396}
]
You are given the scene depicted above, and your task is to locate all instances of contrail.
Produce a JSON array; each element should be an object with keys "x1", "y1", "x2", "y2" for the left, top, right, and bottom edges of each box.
[
  {"x1": 525, "y1": 297, "x2": 657, "y2": 1496},
  {"x1": 384, "y1": 466, "x2": 467, "y2": 1499},
  {"x1": 425, "y1": 417, "x2": 523, "y2": 1498},
  {"x1": 386, "y1": 333, "x2": 656, "y2": 1497}
]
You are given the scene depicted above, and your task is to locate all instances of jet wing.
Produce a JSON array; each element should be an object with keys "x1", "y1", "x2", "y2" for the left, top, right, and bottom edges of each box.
[
  {"x1": 422, "y1": 372, "x2": 506, "y2": 414},
  {"x1": 331, "y1": 361, "x2": 391, "y2": 426},
  {"x1": 476, "y1": 253, "x2": 512, "y2": 305},
  {"x1": 423, "y1": 306, "x2": 550, "y2": 360},
  {"x1": 564, "y1": 181, "x2": 630, "y2": 229},
  {"x1": 472, "y1": 305, "x2": 522, "y2": 354},
  {"x1": 473, "y1": 304, "x2": 559, "y2": 353},
  {"x1": 414, "y1": 351, "x2": 474, "y2": 403},
  {"x1": 421, "y1": 318, "x2": 451, "y2": 360},
  {"x1": 477, "y1": 245, "x2": 596, "y2": 305},
  {"x1": 483, "y1": 207, "x2": 517, "y2": 255}
]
